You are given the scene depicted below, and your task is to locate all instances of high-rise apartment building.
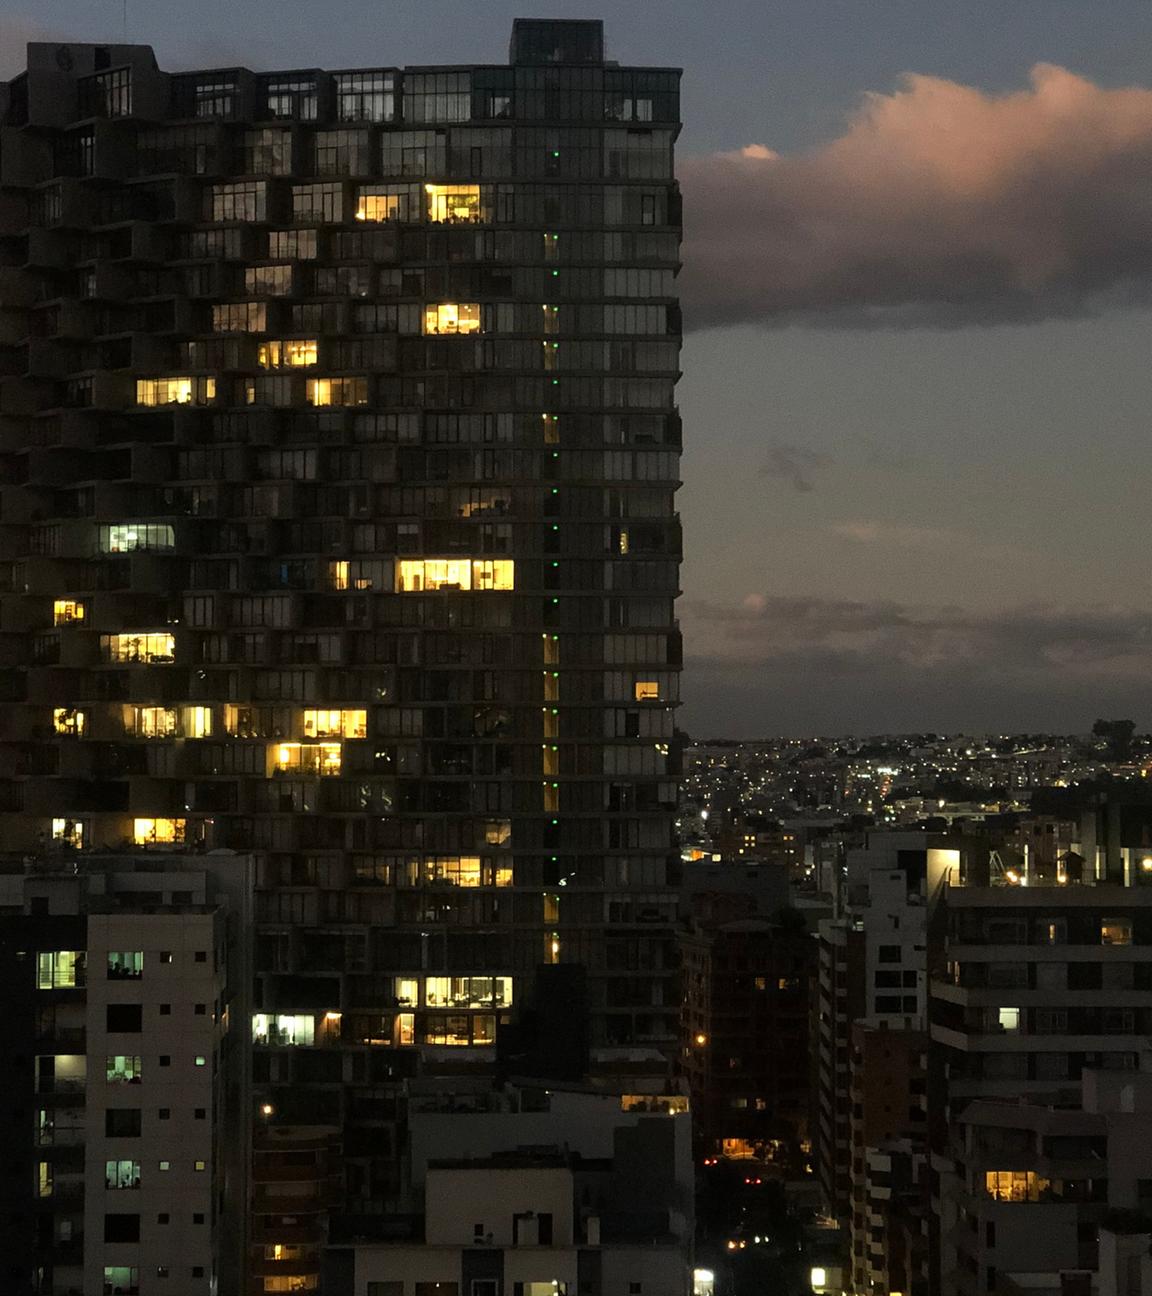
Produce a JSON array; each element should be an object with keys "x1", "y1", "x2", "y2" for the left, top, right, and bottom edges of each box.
[{"x1": 0, "y1": 11, "x2": 682, "y2": 1243}]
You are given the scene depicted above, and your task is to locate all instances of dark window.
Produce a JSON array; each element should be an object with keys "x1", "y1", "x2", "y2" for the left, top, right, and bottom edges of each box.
[
  {"x1": 878, "y1": 945, "x2": 902, "y2": 963},
  {"x1": 105, "y1": 1109, "x2": 141, "y2": 1137},
  {"x1": 106, "y1": 1004, "x2": 142, "y2": 1033},
  {"x1": 104, "y1": 1213, "x2": 140, "y2": 1243}
]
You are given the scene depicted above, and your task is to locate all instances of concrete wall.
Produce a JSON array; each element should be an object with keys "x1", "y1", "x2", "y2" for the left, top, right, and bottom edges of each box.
[{"x1": 426, "y1": 1166, "x2": 575, "y2": 1247}]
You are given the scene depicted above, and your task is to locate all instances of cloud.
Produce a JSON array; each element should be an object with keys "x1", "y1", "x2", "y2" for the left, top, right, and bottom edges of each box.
[
  {"x1": 680, "y1": 65, "x2": 1152, "y2": 330},
  {"x1": 678, "y1": 594, "x2": 1152, "y2": 734},
  {"x1": 828, "y1": 520, "x2": 956, "y2": 548},
  {"x1": 759, "y1": 442, "x2": 829, "y2": 492}
]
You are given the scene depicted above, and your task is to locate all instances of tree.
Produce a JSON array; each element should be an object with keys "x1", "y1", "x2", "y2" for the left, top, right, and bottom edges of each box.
[{"x1": 1093, "y1": 718, "x2": 1136, "y2": 763}]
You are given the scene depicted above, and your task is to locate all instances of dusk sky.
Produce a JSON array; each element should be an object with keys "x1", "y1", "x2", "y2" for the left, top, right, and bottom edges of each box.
[{"x1": 6, "y1": 0, "x2": 1152, "y2": 736}]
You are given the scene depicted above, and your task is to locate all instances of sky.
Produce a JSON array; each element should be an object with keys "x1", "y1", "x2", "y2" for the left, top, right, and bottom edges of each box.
[{"x1": 6, "y1": 0, "x2": 1152, "y2": 735}]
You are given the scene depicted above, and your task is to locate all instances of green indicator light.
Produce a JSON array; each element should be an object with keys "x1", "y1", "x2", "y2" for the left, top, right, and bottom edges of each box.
[
  {"x1": 551, "y1": 270, "x2": 559, "y2": 276},
  {"x1": 552, "y1": 452, "x2": 559, "y2": 458},
  {"x1": 551, "y1": 561, "x2": 559, "y2": 568},
  {"x1": 551, "y1": 524, "x2": 559, "y2": 531},
  {"x1": 551, "y1": 597, "x2": 559, "y2": 604},
  {"x1": 551, "y1": 488, "x2": 559, "y2": 495},
  {"x1": 552, "y1": 150, "x2": 560, "y2": 157}
]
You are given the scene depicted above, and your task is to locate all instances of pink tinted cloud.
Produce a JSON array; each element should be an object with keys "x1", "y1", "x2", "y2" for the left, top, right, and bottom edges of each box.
[{"x1": 680, "y1": 65, "x2": 1152, "y2": 328}]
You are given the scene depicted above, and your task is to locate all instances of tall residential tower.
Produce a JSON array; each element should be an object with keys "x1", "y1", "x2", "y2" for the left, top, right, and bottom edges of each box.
[{"x1": 0, "y1": 14, "x2": 683, "y2": 1244}]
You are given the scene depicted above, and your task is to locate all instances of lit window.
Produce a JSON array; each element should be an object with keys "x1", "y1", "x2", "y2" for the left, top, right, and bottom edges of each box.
[
  {"x1": 1102, "y1": 918, "x2": 1132, "y2": 946},
  {"x1": 395, "y1": 558, "x2": 514, "y2": 592},
  {"x1": 36, "y1": 951, "x2": 83, "y2": 990},
  {"x1": 425, "y1": 183, "x2": 481, "y2": 224},
  {"x1": 104, "y1": 1270, "x2": 139, "y2": 1292},
  {"x1": 302, "y1": 709, "x2": 367, "y2": 739},
  {"x1": 997, "y1": 1007, "x2": 1020, "y2": 1033},
  {"x1": 423, "y1": 975, "x2": 512, "y2": 1009},
  {"x1": 252, "y1": 1014, "x2": 315, "y2": 1046},
  {"x1": 53, "y1": 708, "x2": 85, "y2": 736},
  {"x1": 107, "y1": 952, "x2": 143, "y2": 979},
  {"x1": 485, "y1": 819, "x2": 512, "y2": 847},
  {"x1": 194, "y1": 1160, "x2": 206, "y2": 1171},
  {"x1": 136, "y1": 377, "x2": 216, "y2": 406},
  {"x1": 306, "y1": 377, "x2": 368, "y2": 407},
  {"x1": 101, "y1": 633, "x2": 175, "y2": 664},
  {"x1": 328, "y1": 561, "x2": 350, "y2": 590},
  {"x1": 264, "y1": 1244, "x2": 313, "y2": 1263},
  {"x1": 634, "y1": 681, "x2": 660, "y2": 702},
  {"x1": 106, "y1": 1055, "x2": 142, "y2": 1083},
  {"x1": 985, "y1": 1170, "x2": 1051, "y2": 1202},
  {"x1": 194, "y1": 1055, "x2": 206, "y2": 1067},
  {"x1": 53, "y1": 599, "x2": 85, "y2": 625},
  {"x1": 183, "y1": 706, "x2": 213, "y2": 738},
  {"x1": 396, "y1": 1012, "x2": 415, "y2": 1045},
  {"x1": 421, "y1": 1014, "x2": 475, "y2": 1046},
  {"x1": 128, "y1": 706, "x2": 177, "y2": 738},
  {"x1": 105, "y1": 1159, "x2": 141, "y2": 1190},
  {"x1": 262, "y1": 1278, "x2": 320, "y2": 1293},
  {"x1": 355, "y1": 185, "x2": 414, "y2": 222},
  {"x1": 51, "y1": 819, "x2": 84, "y2": 849},
  {"x1": 271, "y1": 743, "x2": 342, "y2": 776},
  {"x1": 99, "y1": 524, "x2": 175, "y2": 554},
  {"x1": 423, "y1": 303, "x2": 481, "y2": 335},
  {"x1": 133, "y1": 818, "x2": 186, "y2": 847},
  {"x1": 258, "y1": 339, "x2": 318, "y2": 369}
]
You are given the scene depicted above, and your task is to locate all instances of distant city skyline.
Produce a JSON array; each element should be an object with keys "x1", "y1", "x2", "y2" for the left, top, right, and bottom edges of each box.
[{"x1": 7, "y1": 0, "x2": 1152, "y2": 734}]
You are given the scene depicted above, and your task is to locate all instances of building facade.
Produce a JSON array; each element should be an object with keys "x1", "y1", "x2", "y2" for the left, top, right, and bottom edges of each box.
[
  {"x1": 0, "y1": 15, "x2": 683, "y2": 1239},
  {"x1": 928, "y1": 799, "x2": 1152, "y2": 1296},
  {"x1": 0, "y1": 853, "x2": 252, "y2": 1296}
]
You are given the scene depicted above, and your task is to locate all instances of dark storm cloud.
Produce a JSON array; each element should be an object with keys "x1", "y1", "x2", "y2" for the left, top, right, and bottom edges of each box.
[
  {"x1": 680, "y1": 66, "x2": 1152, "y2": 330},
  {"x1": 678, "y1": 595, "x2": 1152, "y2": 734},
  {"x1": 759, "y1": 443, "x2": 829, "y2": 492}
]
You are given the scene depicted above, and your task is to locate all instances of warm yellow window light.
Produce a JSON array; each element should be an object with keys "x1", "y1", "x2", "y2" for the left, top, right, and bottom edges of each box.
[
  {"x1": 102, "y1": 633, "x2": 175, "y2": 664},
  {"x1": 53, "y1": 599, "x2": 85, "y2": 625},
  {"x1": 395, "y1": 558, "x2": 514, "y2": 592},
  {"x1": 985, "y1": 1170, "x2": 1051, "y2": 1202},
  {"x1": 133, "y1": 818, "x2": 186, "y2": 846},
  {"x1": 635, "y1": 681, "x2": 660, "y2": 702},
  {"x1": 307, "y1": 377, "x2": 367, "y2": 407},
  {"x1": 51, "y1": 819, "x2": 84, "y2": 848},
  {"x1": 328, "y1": 561, "x2": 350, "y2": 590},
  {"x1": 183, "y1": 706, "x2": 213, "y2": 738},
  {"x1": 53, "y1": 708, "x2": 85, "y2": 736},
  {"x1": 423, "y1": 303, "x2": 481, "y2": 335},
  {"x1": 356, "y1": 191, "x2": 406, "y2": 222},
  {"x1": 272, "y1": 742, "x2": 342, "y2": 776},
  {"x1": 258, "y1": 339, "x2": 318, "y2": 369},
  {"x1": 131, "y1": 706, "x2": 177, "y2": 738},
  {"x1": 303, "y1": 709, "x2": 366, "y2": 739},
  {"x1": 425, "y1": 184, "x2": 481, "y2": 224},
  {"x1": 136, "y1": 377, "x2": 216, "y2": 406}
]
